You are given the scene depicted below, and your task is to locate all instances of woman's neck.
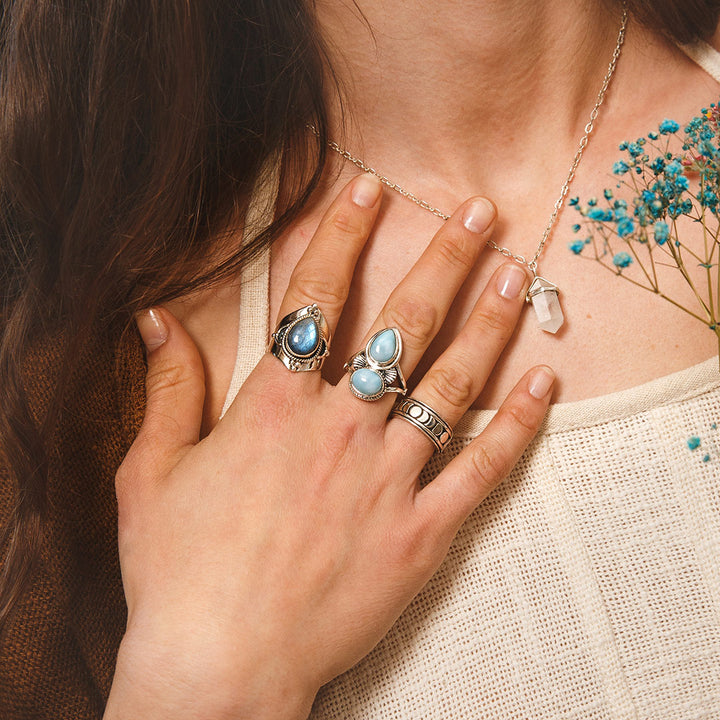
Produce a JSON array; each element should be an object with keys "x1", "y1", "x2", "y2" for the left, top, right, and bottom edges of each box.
[{"x1": 315, "y1": 0, "x2": 623, "y2": 191}]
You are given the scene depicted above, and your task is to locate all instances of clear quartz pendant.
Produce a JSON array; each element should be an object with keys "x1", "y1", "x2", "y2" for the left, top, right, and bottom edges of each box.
[{"x1": 527, "y1": 276, "x2": 564, "y2": 334}]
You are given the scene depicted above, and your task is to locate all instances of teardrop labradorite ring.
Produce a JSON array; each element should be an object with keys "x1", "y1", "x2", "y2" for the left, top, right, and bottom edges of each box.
[
  {"x1": 269, "y1": 304, "x2": 330, "y2": 372},
  {"x1": 344, "y1": 327, "x2": 408, "y2": 401}
]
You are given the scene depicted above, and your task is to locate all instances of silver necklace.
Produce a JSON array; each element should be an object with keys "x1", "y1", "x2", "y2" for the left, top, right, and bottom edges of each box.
[{"x1": 318, "y1": 5, "x2": 628, "y2": 333}]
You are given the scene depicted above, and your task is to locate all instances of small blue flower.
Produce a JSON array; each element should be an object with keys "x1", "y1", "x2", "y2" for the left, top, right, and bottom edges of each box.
[
  {"x1": 653, "y1": 221, "x2": 669, "y2": 244},
  {"x1": 613, "y1": 160, "x2": 631, "y2": 175},
  {"x1": 588, "y1": 208, "x2": 612, "y2": 221},
  {"x1": 569, "y1": 196, "x2": 579, "y2": 206},
  {"x1": 659, "y1": 119, "x2": 680, "y2": 134},
  {"x1": 613, "y1": 251, "x2": 633, "y2": 268},
  {"x1": 604, "y1": 188, "x2": 614, "y2": 200},
  {"x1": 572, "y1": 223, "x2": 581, "y2": 233},
  {"x1": 664, "y1": 159, "x2": 683, "y2": 178},
  {"x1": 648, "y1": 131, "x2": 659, "y2": 140},
  {"x1": 628, "y1": 142, "x2": 644, "y2": 157},
  {"x1": 687, "y1": 436, "x2": 701, "y2": 450},
  {"x1": 588, "y1": 197, "x2": 598, "y2": 207},
  {"x1": 616, "y1": 217, "x2": 634, "y2": 238},
  {"x1": 650, "y1": 157, "x2": 665, "y2": 174},
  {"x1": 703, "y1": 454, "x2": 711, "y2": 462},
  {"x1": 568, "y1": 240, "x2": 585, "y2": 255}
]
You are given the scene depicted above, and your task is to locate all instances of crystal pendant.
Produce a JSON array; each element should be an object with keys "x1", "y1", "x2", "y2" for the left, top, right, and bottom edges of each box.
[{"x1": 527, "y1": 276, "x2": 564, "y2": 334}]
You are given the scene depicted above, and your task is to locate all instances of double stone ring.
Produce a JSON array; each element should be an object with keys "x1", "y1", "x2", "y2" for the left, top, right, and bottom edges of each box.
[
  {"x1": 269, "y1": 304, "x2": 330, "y2": 372},
  {"x1": 344, "y1": 327, "x2": 408, "y2": 401}
]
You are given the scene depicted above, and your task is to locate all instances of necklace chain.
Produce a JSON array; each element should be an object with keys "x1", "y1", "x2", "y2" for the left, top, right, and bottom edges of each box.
[{"x1": 316, "y1": 5, "x2": 627, "y2": 275}]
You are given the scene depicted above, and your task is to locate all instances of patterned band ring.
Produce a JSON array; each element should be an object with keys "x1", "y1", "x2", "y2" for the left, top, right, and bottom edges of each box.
[
  {"x1": 269, "y1": 304, "x2": 330, "y2": 372},
  {"x1": 390, "y1": 397, "x2": 453, "y2": 452}
]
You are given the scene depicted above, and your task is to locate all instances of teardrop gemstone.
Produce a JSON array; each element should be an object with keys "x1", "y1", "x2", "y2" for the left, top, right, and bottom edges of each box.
[
  {"x1": 350, "y1": 368, "x2": 384, "y2": 399},
  {"x1": 368, "y1": 328, "x2": 398, "y2": 365},
  {"x1": 287, "y1": 317, "x2": 319, "y2": 357}
]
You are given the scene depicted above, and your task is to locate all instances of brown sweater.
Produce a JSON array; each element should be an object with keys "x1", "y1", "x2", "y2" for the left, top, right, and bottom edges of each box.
[{"x1": 0, "y1": 326, "x2": 146, "y2": 719}]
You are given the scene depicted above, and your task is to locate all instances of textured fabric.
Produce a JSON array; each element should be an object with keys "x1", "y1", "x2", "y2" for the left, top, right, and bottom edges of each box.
[{"x1": 0, "y1": 326, "x2": 145, "y2": 719}]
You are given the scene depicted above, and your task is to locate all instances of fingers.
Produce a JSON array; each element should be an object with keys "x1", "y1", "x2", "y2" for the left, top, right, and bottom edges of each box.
[
  {"x1": 277, "y1": 173, "x2": 383, "y2": 334},
  {"x1": 385, "y1": 261, "x2": 530, "y2": 456},
  {"x1": 349, "y1": 196, "x2": 496, "y2": 393},
  {"x1": 124, "y1": 308, "x2": 206, "y2": 477},
  {"x1": 414, "y1": 365, "x2": 554, "y2": 541}
]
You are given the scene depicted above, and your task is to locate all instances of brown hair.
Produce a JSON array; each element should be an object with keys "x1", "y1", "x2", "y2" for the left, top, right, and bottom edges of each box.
[{"x1": 1, "y1": 0, "x2": 719, "y2": 627}]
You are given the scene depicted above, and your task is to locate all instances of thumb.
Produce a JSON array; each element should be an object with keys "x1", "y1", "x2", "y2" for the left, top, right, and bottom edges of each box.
[{"x1": 134, "y1": 307, "x2": 205, "y2": 464}]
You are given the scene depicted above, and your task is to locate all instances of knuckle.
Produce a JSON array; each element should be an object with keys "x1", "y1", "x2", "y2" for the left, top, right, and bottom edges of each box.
[
  {"x1": 384, "y1": 295, "x2": 437, "y2": 347},
  {"x1": 146, "y1": 357, "x2": 203, "y2": 399},
  {"x1": 242, "y1": 379, "x2": 297, "y2": 432},
  {"x1": 424, "y1": 363, "x2": 475, "y2": 410},
  {"x1": 467, "y1": 440, "x2": 508, "y2": 490},
  {"x1": 435, "y1": 233, "x2": 477, "y2": 271},
  {"x1": 315, "y1": 409, "x2": 361, "y2": 461},
  {"x1": 474, "y1": 304, "x2": 512, "y2": 337},
  {"x1": 291, "y1": 267, "x2": 350, "y2": 309},
  {"x1": 504, "y1": 401, "x2": 540, "y2": 434},
  {"x1": 328, "y1": 206, "x2": 364, "y2": 237}
]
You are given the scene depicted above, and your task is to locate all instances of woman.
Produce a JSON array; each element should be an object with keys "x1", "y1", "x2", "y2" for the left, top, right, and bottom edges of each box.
[{"x1": 1, "y1": 0, "x2": 719, "y2": 717}]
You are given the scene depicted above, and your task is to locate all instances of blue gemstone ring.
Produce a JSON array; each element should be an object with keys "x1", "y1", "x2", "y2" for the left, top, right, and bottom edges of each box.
[
  {"x1": 269, "y1": 304, "x2": 330, "y2": 372},
  {"x1": 344, "y1": 327, "x2": 407, "y2": 401}
]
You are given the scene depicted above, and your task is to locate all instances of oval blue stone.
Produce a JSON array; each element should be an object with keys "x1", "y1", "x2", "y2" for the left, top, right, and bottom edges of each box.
[
  {"x1": 369, "y1": 328, "x2": 397, "y2": 364},
  {"x1": 351, "y1": 368, "x2": 383, "y2": 398},
  {"x1": 287, "y1": 317, "x2": 319, "y2": 356}
]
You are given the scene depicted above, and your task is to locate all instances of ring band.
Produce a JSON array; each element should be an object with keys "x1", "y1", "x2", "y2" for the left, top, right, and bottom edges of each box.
[
  {"x1": 269, "y1": 304, "x2": 330, "y2": 372},
  {"x1": 344, "y1": 327, "x2": 407, "y2": 401},
  {"x1": 391, "y1": 397, "x2": 453, "y2": 452}
]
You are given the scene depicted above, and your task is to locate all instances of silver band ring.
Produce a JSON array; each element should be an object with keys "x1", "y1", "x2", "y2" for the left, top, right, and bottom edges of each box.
[
  {"x1": 391, "y1": 397, "x2": 453, "y2": 452},
  {"x1": 269, "y1": 304, "x2": 330, "y2": 372},
  {"x1": 343, "y1": 327, "x2": 407, "y2": 401}
]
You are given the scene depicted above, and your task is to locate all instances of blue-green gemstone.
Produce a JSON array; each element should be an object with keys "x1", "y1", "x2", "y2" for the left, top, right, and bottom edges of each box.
[
  {"x1": 351, "y1": 368, "x2": 383, "y2": 398},
  {"x1": 369, "y1": 328, "x2": 397, "y2": 364},
  {"x1": 287, "y1": 317, "x2": 319, "y2": 356}
]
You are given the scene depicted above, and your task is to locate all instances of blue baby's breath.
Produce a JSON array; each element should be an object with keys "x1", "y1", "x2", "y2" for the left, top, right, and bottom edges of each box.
[
  {"x1": 570, "y1": 102, "x2": 720, "y2": 362},
  {"x1": 612, "y1": 251, "x2": 633, "y2": 268},
  {"x1": 653, "y1": 221, "x2": 669, "y2": 244},
  {"x1": 613, "y1": 160, "x2": 630, "y2": 175},
  {"x1": 616, "y1": 217, "x2": 634, "y2": 238},
  {"x1": 659, "y1": 119, "x2": 680, "y2": 134}
]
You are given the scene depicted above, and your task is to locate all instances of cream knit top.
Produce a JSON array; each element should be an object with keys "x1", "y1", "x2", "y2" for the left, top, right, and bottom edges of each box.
[{"x1": 222, "y1": 43, "x2": 720, "y2": 720}]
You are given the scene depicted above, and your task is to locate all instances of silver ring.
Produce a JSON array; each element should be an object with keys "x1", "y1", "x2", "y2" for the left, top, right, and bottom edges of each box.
[
  {"x1": 343, "y1": 327, "x2": 407, "y2": 401},
  {"x1": 391, "y1": 397, "x2": 453, "y2": 452},
  {"x1": 269, "y1": 304, "x2": 330, "y2": 372}
]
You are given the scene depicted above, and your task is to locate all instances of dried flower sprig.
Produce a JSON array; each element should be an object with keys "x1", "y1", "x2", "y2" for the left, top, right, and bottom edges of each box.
[{"x1": 569, "y1": 104, "x2": 720, "y2": 360}]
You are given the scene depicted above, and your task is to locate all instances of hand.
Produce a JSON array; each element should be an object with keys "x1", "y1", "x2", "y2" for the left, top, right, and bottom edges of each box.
[{"x1": 105, "y1": 174, "x2": 554, "y2": 719}]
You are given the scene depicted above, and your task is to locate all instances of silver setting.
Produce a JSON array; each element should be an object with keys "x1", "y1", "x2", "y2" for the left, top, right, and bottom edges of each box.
[
  {"x1": 344, "y1": 327, "x2": 407, "y2": 401},
  {"x1": 391, "y1": 397, "x2": 453, "y2": 453},
  {"x1": 269, "y1": 304, "x2": 330, "y2": 372}
]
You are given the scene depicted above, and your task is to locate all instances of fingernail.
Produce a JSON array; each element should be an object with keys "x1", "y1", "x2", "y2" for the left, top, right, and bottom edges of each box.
[
  {"x1": 136, "y1": 309, "x2": 168, "y2": 352},
  {"x1": 462, "y1": 198, "x2": 495, "y2": 233},
  {"x1": 352, "y1": 173, "x2": 382, "y2": 208},
  {"x1": 529, "y1": 366, "x2": 555, "y2": 399},
  {"x1": 496, "y1": 263, "x2": 528, "y2": 299}
]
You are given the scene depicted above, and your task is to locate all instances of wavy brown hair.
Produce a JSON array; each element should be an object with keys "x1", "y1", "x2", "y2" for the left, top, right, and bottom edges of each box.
[
  {"x1": 0, "y1": 0, "x2": 336, "y2": 628},
  {"x1": 1, "y1": 0, "x2": 719, "y2": 628}
]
